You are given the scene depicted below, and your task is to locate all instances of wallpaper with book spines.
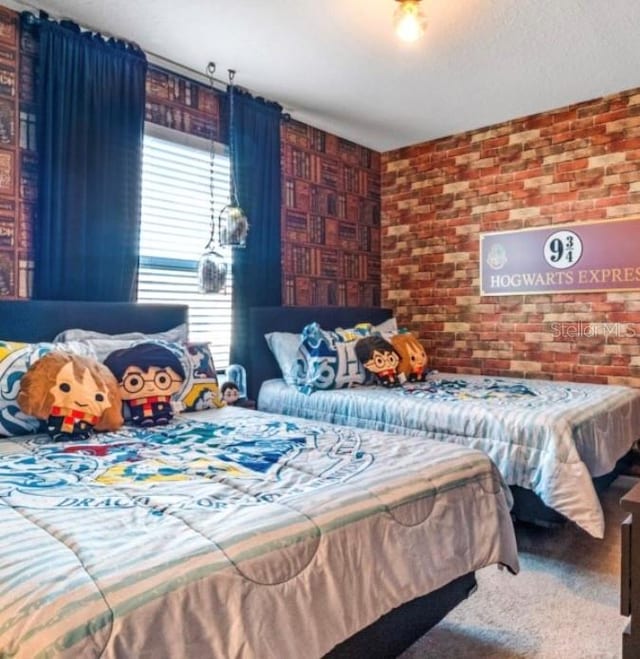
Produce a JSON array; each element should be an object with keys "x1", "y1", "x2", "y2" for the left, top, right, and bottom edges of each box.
[
  {"x1": 145, "y1": 64, "x2": 223, "y2": 142},
  {"x1": 1, "y1": 5, "x2": 382, "y2": 307},
  {"x1": 281, "y1": 119, "x2": 381, "y2": 306},
  {"x1": 0, "y1": 8, "x2": 26, "y2": 298}
]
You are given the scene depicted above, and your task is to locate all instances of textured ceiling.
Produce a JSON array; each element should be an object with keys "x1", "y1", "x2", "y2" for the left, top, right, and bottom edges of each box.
[{"x1": 7, "y1": 0, "x2": 640, "y2": 151}]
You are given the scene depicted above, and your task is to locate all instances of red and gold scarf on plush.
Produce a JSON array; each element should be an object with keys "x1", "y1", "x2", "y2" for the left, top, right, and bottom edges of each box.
[
  {"x1": 50, "y1": 406, "x2": 99, "y2": 433},
  {"x1": 129, "y1": 395, "x2": 171, "y2": 417}
]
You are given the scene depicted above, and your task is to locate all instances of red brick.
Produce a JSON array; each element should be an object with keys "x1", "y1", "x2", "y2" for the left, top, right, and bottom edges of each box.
[{"x1": 382, "y1": 85, "x2": 640, "y2": 387}]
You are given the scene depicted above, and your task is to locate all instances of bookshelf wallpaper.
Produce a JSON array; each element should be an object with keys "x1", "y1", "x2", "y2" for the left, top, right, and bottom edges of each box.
[
  {"x1": 0, "y1": 8, "x2": 31, "y2": 299},
  {"x1": 145, "y1": 64, "x2": 223, "y2": 142},
  {"x1": 1, "y1": 6, "x2": 382, "y2": 306},
  {"x1": 281, "y1": 119, "x2": 381, "y2": 306}
]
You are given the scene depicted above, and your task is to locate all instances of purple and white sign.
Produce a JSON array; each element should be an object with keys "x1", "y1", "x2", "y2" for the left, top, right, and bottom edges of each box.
[{"x1": 480, "y1": 217, "x2": 640, "y2": 296}]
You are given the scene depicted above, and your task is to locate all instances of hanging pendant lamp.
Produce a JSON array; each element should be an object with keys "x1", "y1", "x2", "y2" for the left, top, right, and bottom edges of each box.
[
  {"x1": 198, "y1": 62, "x2": 228, "y2": 294},
  {"x1": 218, "y1": 69, "x2": 249, "y2": 248}
]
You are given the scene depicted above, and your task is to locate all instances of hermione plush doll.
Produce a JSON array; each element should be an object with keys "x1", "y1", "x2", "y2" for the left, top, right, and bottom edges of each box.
[
  {"x1": 18, "y1": 352, "x2": 123, "y2": 441},
  {"x1": 390, "y1": 332, "x2": 428, "y2": 382}
]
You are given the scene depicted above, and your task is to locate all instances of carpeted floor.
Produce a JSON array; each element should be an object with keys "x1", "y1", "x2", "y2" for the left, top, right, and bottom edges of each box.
[{"x1": 401, "y1": 476, "x2": 637, "y2": 659}]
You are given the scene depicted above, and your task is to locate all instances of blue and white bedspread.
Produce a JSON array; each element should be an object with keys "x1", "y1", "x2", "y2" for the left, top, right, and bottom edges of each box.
[
  {"x1": 259, "y1": 373, "x2": 640, "y2": 538},
  {"x1": 0, "y1": 407, "x2": 517, "y2": 659}
]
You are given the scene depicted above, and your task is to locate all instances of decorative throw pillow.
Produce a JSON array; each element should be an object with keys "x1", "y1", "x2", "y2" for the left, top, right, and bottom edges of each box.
[
  {"x1": 354, "y1": 335, "x2": 402, "y2": 387},
  {"x1": 181, "y1": 342, "x2": 225, "y2": 411},
  {"x1": 390, "y1": 331, "x2": 428, "y2": 382},
  {"x1": 297, "y1": 322, "x2": 367, "y2": 394},
  {"x1": 0, "y1": 341, "x2": 54, "y2": 437},
  {"x1": 0, "y1": 341, "x2": 98, "y2": 438},
  {"x1": 264, "y1": 331, "x2": 306, "y2": 385},
  {"x1": 18, "y1": 352, "x2": 123, "y2": 441},
  {"x1": 335, "y1": 317, "x2": 398, "y2": 341}
]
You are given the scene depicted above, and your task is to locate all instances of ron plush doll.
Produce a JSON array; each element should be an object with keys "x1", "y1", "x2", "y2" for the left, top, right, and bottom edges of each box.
[
  {"x1": 391, "y1": 332, "x2": 428, "y2": 382},
  {"x1": 104, "y1": 343, "x2": 186, "y2": 427},
  {"x1": 18, "y1": 352, "x2": 123, "y2": 441}
]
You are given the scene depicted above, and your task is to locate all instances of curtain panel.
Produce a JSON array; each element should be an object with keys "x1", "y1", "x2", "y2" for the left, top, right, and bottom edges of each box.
[
  {"x1": 30, "y1": 14, "x2": 147, "y2": 301},
  {"x1": 228, "y1": 90, "x2": 283, "y2": 374}
]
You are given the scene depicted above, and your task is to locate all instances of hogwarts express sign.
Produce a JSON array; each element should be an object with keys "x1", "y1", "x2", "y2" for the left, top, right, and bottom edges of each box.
[{"x1": 480, "y1": 217, "x2": 640, "y2": 296}]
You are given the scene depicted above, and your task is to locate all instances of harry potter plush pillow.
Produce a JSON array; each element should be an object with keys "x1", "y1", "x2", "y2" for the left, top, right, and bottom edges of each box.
[{"x1": 104, "y1": 342, "x2": 186, "y2": 427}]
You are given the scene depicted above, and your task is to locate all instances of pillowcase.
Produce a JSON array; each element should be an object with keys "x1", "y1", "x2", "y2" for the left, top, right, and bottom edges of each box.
[
  {"x1": 297, "y1": 322, "x2": 367, "y2": 394},
  {"x1": 54, "y1": 323, "x2": 188, "y2": 344},
  {"x1": 264, "y1": 331, "x2": 305, "y2": 385},
  {"x1": 181, "y1": 343, "x2": 224, "y2": 412},
  {"x1": 335, "y1": 317, "x2": 398, "y2": 341},
  {"x1": 0, "y1": 340, "x2": 98, "y2": 438}
]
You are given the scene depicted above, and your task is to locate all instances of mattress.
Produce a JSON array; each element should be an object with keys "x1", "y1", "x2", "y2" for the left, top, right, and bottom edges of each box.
[
  {"x1": 258, "y1": 373, "x2": 640, "y2": 538},
  {"x1": 0, "y1": 406, "x2": 517, "y2": 659}
]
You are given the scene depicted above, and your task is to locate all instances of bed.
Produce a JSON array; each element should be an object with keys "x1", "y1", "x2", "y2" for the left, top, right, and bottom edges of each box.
[
  {"x1": 0, "y1": 300, "x2": 518, "y2": 659},
  {"x1": 250, "y1": 306, "x2": 640, "y2": 539}
]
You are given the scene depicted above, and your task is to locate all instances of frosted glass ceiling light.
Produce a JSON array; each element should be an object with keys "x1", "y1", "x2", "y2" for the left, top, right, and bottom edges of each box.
[{"x1": 394, "y1": 0, "x2": 426, "y2": 43}]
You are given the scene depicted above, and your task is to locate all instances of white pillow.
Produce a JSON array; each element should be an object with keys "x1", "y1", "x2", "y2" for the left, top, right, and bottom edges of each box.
[
  {"x1": 373, "y1": 317, "x2": 398, "y2": 337},
  {"x1": 54, "y1": 323, "x2": 188, "y2": 344},
  {"x1": 264, "y1": 332, "x2": 305, "y2": 385}
]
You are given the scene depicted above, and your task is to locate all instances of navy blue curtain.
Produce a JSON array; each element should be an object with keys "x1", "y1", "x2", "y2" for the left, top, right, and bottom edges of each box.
[
  {"x1": 228, "y1": 90, "x2": 282, "y2": 373},
  {"x1": 30, "y1": 14, "x2": 147, "y2": 301}
]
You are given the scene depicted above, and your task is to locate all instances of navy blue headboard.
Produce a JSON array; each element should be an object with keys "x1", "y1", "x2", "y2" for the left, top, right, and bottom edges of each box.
[
  {"x1": 0, "y1": 300, "x2": 188, "y2": 343},
  {"x1": 248, "y1": 306, "x2": 393, "y2": 400}
]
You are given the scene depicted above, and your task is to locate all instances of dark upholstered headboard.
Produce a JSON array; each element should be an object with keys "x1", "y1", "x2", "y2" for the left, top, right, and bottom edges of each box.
[
  {"x1": 248, "y1": 306, "x2": 393, "y2": 400},
  {"x1": 0, "y1": 300, "x2": 188, "y2": 343}
]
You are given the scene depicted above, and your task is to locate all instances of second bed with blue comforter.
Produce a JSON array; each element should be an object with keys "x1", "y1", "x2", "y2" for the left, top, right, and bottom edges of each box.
[{"x1": 259, "y1": 372, "x2": 640, "y2": 538}]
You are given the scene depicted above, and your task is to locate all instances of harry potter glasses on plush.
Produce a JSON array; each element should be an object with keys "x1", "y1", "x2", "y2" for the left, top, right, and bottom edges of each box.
[{"x1": 121, "y1": 370, "x2": 180, "y2": 394}]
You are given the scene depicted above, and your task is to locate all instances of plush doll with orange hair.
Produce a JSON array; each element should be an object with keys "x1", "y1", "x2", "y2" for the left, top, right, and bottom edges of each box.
[
  {"x1": 18, "y1": 352, "x2": 123, "y2": 441},
  {"x1": 390, "y1": 332, "x2": 428, "y2": 382}
]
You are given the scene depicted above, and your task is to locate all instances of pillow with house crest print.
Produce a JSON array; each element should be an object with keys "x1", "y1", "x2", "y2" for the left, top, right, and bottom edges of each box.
[
  {"x1": 297, "y1": 322, "x2": 367, "y2": 394},
  {"x1": 180, "y1": 342, "x2": 225, "y2": 412},
  {"x1": 0, "y1": 340, "x2": 97, "y2": 437}
]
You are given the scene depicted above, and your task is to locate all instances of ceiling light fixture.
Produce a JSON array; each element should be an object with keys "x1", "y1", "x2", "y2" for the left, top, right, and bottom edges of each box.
[
  {"x1": 198, "y1": 61, "x2": 228, "y2": 294},
  {"x1": 198, "y1": 63, "x2": 250, "y2": 294},
  {"x1": 394, "y1": 0, "x2": 426, "y2": 43},
  {"x1": 218, "y1": 68, "x2": 249, "y2": 248}
]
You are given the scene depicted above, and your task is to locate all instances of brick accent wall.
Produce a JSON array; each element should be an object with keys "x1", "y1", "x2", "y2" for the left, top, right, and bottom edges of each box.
[{"x1": 382, "y1": 87, "x2": 640, "y2": 386}]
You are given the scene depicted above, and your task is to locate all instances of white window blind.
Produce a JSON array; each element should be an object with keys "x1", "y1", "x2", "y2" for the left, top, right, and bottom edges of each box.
[{"x1": 137, "y1": 124, "x2": 232, "y2": 368}]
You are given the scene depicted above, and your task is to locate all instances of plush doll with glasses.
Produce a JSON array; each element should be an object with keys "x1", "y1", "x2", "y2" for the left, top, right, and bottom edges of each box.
[{"x1": 104, "y1": 343, "x2": 186, "y2": 427}]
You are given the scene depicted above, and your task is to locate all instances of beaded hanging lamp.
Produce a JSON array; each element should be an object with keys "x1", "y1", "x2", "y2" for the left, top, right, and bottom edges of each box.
[
  {"x1": 218, "y1": 69, "x2": 249, "y2": 248},
  {"x1": 197, "y1": 62, "x2": 228, "y2": 294}
]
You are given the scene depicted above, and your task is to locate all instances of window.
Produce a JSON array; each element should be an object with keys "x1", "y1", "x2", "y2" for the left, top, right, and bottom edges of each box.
[{"x1": 137, "y1": 123, "x2": 232, "y2": 368}]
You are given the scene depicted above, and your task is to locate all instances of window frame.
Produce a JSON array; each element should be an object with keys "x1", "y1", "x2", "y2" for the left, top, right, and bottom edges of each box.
[{"x1": 137, "y1": 121, "x2": 233, "y2": 368}]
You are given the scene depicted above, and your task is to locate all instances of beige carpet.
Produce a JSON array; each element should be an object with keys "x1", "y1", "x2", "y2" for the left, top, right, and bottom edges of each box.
[{"x1": 401, "y1": 476, "x2": 637, "y2": 659}]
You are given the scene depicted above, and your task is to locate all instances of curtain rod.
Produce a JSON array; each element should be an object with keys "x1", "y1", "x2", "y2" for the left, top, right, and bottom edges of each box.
[{"x1": 8, "y1": 0, "x2": 246, "y2": 92}]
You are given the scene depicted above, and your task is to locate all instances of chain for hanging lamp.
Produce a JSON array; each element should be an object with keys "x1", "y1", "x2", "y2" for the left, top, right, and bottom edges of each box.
[
  {"x1": 218, "y1": 69, "x2": 249, "y2": 248},
  {"x1": 197, "y1": 61, "x2": 228, "y2": 294}
]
